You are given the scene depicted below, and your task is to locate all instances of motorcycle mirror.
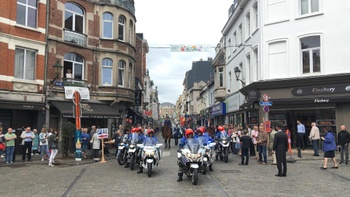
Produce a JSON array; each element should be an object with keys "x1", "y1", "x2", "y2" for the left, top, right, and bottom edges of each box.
[
  {"x1": 137, "y1": 144, "x2": 144, "y2": 148},
  {"x1": 209, "y1": 142, "x2": 216, "y2": 147},
  {"x1": 156, "y1": 143, "x2": 163, "y2": 148}
]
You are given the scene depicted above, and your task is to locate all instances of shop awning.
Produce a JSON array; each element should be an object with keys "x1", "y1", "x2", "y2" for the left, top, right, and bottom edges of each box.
[{"x1": 51, "y1": 101, "x2": 120, "y2": 119}]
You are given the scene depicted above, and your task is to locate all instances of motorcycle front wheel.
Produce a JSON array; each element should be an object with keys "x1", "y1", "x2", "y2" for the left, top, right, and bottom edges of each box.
[
  {"x1": 117, "y1": 151, "x2": 126, "y2": 165},
  {"x1": 130, "y1": 154, "x2": 135, "y2": 170},
  {"x1": 192, "y1": 168, "x2": 198, "y2": 185},
  {"x1": 147, "y1": 163, "x2": 152, "y2": 177},
  {"x1": 224, "y1": 149, "x2": 229, "y2": 163}
]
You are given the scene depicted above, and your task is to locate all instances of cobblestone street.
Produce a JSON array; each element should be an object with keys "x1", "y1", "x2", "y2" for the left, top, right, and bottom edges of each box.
[{"x1": 1, "y1": 139, "x2": 350, "y2": 197}]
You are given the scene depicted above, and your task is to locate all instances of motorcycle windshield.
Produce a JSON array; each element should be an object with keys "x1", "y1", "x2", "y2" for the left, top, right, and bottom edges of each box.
[
  {"x1": 185, "y1": 138, "x2": 200, "y2": 153},
  {"x1": 144, "y1": 137, "x2": 157, "y2": 146},
  {"x1": 130, "y1": 133, "x2": 139, "y2": 144},
  {"x1": 198, "y1": 135, "x2": 209, "y2": 146},
  {"x1": 122, "y1": 134, "x2": 129, "y2": 143},
  {"x1": 220, "y1": 132, "x2": 229, "y2": 141}
]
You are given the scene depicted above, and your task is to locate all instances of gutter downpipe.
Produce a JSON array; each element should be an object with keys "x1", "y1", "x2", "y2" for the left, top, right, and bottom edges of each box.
[{"x1": 44, "y1": 0, "x2": 50, "y2": 129}]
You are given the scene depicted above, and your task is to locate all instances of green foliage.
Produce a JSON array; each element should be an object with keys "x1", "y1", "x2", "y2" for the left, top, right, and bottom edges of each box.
[{"x1": 61, "y1": 121, "x2": 75, "y2": 158}]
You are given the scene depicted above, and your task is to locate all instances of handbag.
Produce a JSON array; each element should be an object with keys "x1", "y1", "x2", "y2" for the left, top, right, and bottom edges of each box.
[
  {"x1": 0, "y1": 142, "x2": 6, "y2": 151},
  {"x1": 41, "y1": 139, "x2": 46, "y2": 143}
]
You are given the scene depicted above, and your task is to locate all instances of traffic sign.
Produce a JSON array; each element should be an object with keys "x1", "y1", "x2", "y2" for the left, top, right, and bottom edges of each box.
[
  {"x1": 260, "y1": 101, "x2": 273, "y2": 106},
  {"x1": 263, "y1": 106, "x2": 270, "y2": 113},
  {"x1": 97, "y1": 128, "x2": 109, "y2": 139}
]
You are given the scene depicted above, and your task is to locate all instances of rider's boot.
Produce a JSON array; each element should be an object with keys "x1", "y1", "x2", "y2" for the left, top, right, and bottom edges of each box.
[
  {"x1": 209, "y1": 164, "x2": 213, "y2": 171},
  {"x1": 124, "y1": 162, "x2": 130, "y2": 168},
  {"x1": 137, "y1": 167, "x2": 143, "y2": 174},
  {"x1": 177, "y1": 172, "x2": 183, "y2": 182},
  {"x1": 215, "y1": 155, "x2": 218, "y2": 161}
]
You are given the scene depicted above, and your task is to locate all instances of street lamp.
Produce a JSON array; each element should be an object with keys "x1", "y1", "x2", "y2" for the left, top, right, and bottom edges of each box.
[
  {"x1": 234, "y1": 67, "x2": 246, "y2": 86},
  {"x1": 50, "y1": 61, "x2": 63, "y2": 84}
]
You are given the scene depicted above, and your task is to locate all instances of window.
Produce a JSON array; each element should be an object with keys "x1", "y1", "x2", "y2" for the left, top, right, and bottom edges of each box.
[
  {"x1": 253, "y1": 2, "x2": 258, "y2": 30},
  {"x1": 269, "y1": 41, "x2": 288, "y2": 77},
  {"x1": 102, "y1": 58, "x2": 113, "y2": 85},
  {"x1": 246, "y1": 54, "x2": 251, "y2": 83},
  {"x1": 65, "y1": 2, "x2": 84, "y2": 34},
  {"x1": 103, "y1": 13, "x2": 113, "y2": 39},
  {"x1": 118, "y1": 60, "x2": 126, "y2": 86},
  {"x1": 129, "y1": 20, "x2": 133, "y2": 44},
  {"x1": 246, "y1": 11, "x2": 250, "y2": 38},
  {"x1": 218, "y1": 67, "x2": 224, "y2": 87},
  {"x1": 254, "y1": 48, "x2": 258, "y2": 80},
  {"x1": 300, "y1": 0, "x2": 319, "y2": 15},
  {"x1": 118, "y1": 15, "x2": 126, "y2": 41},
  {"x1": 17, "y1": 0, "x2": 37, "y2": 28},
  {"x1": 228, "y1": 38, "x2": 231, "y2": 55},
  {"x1": 64, "y1": 53, "x2": 84, "y2": 79},
  {"x1": 301, "y1": 36, "x2": 320, "y2": 74},
  {"x1": 14, "y1": 47, "x2": 36, "y2": 80},
  {"x1": 239, "y1": 62, "x2": 244, "y2": 83},
  {"x1": 128, "y1": 63, "x2": 132, "y2": 88},
  {"x1": 233, "y1": 31, "x2": 237, "y2": 50},
  {"x1": 238, "y1": 24, "x2": 242, "y2": 45}
]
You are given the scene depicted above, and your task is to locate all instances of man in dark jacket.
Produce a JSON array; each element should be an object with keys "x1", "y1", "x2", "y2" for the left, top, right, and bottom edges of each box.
[
  {"x1": 337, "y1": 125, "x2": 350, "y2": 165},
  {"x1": 273, "y1": 122, "x2": 288, "y2": 177},
  {"x1": 239, "y1": 130, "x2": 252, "y2": 165}
]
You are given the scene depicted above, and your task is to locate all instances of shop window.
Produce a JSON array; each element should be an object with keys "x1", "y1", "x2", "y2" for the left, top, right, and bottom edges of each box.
[
  {"x1": 301, "y1": 35, "x2": 320, "y2": 74},
  {"x1": 16, "y1": 0, "x2": 37, "y2": 28}
]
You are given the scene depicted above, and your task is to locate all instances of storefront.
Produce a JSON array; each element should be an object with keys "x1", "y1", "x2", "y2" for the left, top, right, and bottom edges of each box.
[
  {"x1": 239, "y1": 74, "x2": 350, "y2": 147},
  {"x1": 225, "y1": 92, "x2": 245, "y2": 126},
  {"x1": 211, "y1": 102, "x2": 226, "y2": 126}
]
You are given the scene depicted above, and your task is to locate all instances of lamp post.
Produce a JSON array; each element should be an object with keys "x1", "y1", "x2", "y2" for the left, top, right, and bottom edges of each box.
[
  {"x1": 234, "y1": 67, "x2": 246, "y2": 86},
  {"x1": 50, "y1": 60, "x2": 63, "y2": 84}
]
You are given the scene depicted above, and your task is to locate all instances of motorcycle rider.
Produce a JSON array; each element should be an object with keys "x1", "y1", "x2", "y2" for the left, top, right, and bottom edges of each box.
[
  {"x1": 137, "y1": 129, "x2": 159, "y2": 174},
  {"x1": 197, "y1": 127, "x2": 214, "y2": 171},
  {"x1": 177, "y1": 128, "x2": 195, "y2": 182},
  {"x1": 124, "y1": 127, "x2": 137, "y2": 168},
  {"x1": 215, "y1": 126, "x2": 230, "y2": 161}
]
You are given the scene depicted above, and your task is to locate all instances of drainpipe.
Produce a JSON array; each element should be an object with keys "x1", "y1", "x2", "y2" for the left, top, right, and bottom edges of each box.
[{"x1": 44, "y1": 0, "x2": 50, "y2": 129}]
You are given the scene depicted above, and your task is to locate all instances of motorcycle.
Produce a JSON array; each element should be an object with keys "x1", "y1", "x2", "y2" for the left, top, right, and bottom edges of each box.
[
  {"x1": 127, "y1": 132, "x2": 140, "y2": 170},
  {"x1": 178, "y1": 138, "x2": 204, "y2": 185},
  {"x1": 198, "y1": 135, "x2": 216, "y2": 174},
  {"x1": 137, "y1": 138, "x2": 162, "y2": 177},
  {"x1": 116, "y1": 136, "x2": 128, "y2": 165},
  {"x1": 216, "y1": 132, "x2": 231, "y2": 163}
]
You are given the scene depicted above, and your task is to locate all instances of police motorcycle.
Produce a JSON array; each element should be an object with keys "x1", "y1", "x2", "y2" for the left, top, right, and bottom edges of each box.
[
  {"x1": 116, "y1": 135, "x2": 128, "y2": 165},
  {"x1": 178, "y1": 138, "x2": 204, "y2": 185},
  {"x1": 137, "y1": 137, "x2": 163, "y2": 177},
  {"x1": 197, "y1": 135, "x2": 216, "y2": 174},
  {"x1": 127, "y1": 132, "x2": 140, "y2": 170},
  {"x1": 216, "y1": 132, "x2": 232, "y2": 163}
]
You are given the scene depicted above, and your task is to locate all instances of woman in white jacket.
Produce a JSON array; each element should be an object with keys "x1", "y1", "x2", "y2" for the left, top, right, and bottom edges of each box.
[{"x1": 90, "y1": 132, "x2": 100, "y2": 161}]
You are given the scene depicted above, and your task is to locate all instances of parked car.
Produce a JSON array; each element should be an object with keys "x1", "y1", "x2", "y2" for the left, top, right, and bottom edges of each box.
[{"x1": 172, "y1": 126, "x2": 183, "y2": 138}]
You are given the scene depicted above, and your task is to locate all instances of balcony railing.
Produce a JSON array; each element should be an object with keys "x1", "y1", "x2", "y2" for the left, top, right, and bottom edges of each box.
[
  {"x1": 63, "y1": 78, "x2": 88, "y2": 87},
  {"x1": 64, "y1": 29, "x2": 87, "y2": 46}
]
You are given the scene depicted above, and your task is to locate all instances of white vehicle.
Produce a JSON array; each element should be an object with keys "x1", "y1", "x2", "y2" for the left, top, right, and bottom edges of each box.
[{"x1": 137, "y1": 138, "x2": 162, "y2": 177}]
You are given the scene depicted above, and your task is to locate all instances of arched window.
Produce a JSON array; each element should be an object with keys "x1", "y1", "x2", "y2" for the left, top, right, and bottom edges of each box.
[
  {"x1": 65, "y1": 2, "x2": 84, "y2": 34},
  {"x1": 102, "y1": 58, "x2": 113, "y2": 85},
  {"x1": 128, "y1": 63, "x2": 132, "y2": 88},
  {"x1": 103, "y1": 12, "x2": 113, "y2": 39},
  {"x1": 118, "y1": 60, "x2": 126, "y2": 87},
  {"x1": 64, "y1": 53, "x2": 84, "y2": 79},
  {"x1": 118, "y1": 15, "x2": 126, "y2": 41},
  {"x1": 129, "y1": 20, "x2": 133, "y2": 44}
]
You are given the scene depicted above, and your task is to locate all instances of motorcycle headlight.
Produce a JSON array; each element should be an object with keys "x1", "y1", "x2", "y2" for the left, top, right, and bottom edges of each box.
[
  {"x1": 197, "y1": 153, "x2": 202, "y2": 159},
  {"x1": 186, "y1": 153, "x2": 191, "y2": 158},
  {"x1": 130, "y1": 145, "x2": 134, "y2": 148},
  {"x1": 222, "y1": 140, "x2": 227, "y2": 144},
  {"x1": 120, "y1": 143, "x2": 124, "y2": 146},
  {"x1": 145, "y1": 150, "x2": 155, "y2": 156}
]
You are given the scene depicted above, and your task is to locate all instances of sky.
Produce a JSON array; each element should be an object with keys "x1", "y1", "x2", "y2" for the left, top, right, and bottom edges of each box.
[{"x1": 135, "y1": 0, "x2": 233, "y2": 104}]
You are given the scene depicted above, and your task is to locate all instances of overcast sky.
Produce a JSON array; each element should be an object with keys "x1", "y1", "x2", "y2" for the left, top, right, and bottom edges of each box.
[{"x1": 135, "y1": 0, "x2": 233, "y2": 104}]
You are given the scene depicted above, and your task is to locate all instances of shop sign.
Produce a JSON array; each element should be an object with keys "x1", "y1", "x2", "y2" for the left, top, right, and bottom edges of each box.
[
  {"x1": 292, "y1": 84, "x2": 350, "y2": 96},
  {"x1": 65, "y1": 87, "x2": 90, "y2": 100},
  {"x1": 211, "y1": 102, "x2": 226, "y2": 116},
  {"x1": 314, "y1": 99, "x2": 329, "y2": 103},
  {"x1": 226, "y1": 93, "x2": 244, "y2": 113}
]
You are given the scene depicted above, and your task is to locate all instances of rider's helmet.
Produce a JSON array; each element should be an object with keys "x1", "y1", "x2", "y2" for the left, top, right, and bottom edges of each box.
[
  {"x1": 136, "y1": 127, "x2": 142, "y2": 133},
  {"x1": 185, "y1": 129, "x2": 194, "y2": 138},
  {"x1": 147, "y1": 129, "x2": 155, "y2": 135},
  {"x1": 218, "y1": 126, "x2": 224, "y2": 131},
  {"x1": 197, "y1": 127, "x2": 204, "y2": 134},
  {"x1": 131, "y1": 127, "x2": 137, "y2": 133}
]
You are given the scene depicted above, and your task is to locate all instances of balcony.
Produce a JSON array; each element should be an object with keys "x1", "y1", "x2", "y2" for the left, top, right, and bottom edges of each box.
[
  {"x1": 214, "y1": 87, "x2": 226, "y2": 102},
  {"x1": 64, "y1": 29, "x2": 87, "y2": 46},
  {"x1": 62, "y1": 78, "x2": 88, "y2": 87}
]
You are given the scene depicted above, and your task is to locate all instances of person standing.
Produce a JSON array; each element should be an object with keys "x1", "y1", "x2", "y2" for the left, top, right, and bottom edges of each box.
[
  {"x1": 257, "y1": 123, "x2": 268, "y2": 165},
  {"x1": 48, "y1": 129, "x2": 58, "y2": 166},
  {"x1": 4, "y1": 128, "x2": 17, "y2": 164},
  {"x1": 32, "y1": 129, "x2": 39, "y2": 155},
  {"x1": 20, "y1": 127, "x2": 35, "y2": 162},
  {"x1": 239, "y1": 130, "x2": 252, "y2": 165},
  {"x1": 309, "y1": 122, "x2": 320, "y2": 156},
  {"x1": 296, "y1": 120, "x2": 306, "y2": 158},
  {"x1": 39, "y1": 128, "x2": 50, "y2": 161},
  {"x1": 269, "y1": 125, "x2": 278, "y2": 165},
  {"x1": 337, "y1": 125, "x2": 349, "y2": 165},
  {"x1": 249, "y1": 125, "x2": 258, "y2": 158},
  {"x1": 90, "y1": 125, "x2": 97, "y2": 139},
  {"x1": 321, "y1": 127, "x2": 338, "y2": 169},
  {"x1": 174, "y1": 124, "x2": 180, "y2": 146},
  {"x1": 273, "y1": 122, "x2": 288, "y2": 177},
  {"x1": 81, "y1": 127, "x2": 90, "y2": 159},
  {"x1": 90, "y1": 131, "x2": 100, "y2": 162}
]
